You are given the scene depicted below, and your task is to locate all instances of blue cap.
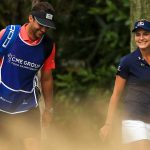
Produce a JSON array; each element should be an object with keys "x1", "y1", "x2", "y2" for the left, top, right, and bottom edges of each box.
[{"x1": 132, "y1": 20, "x2": 150, "y2": 32}]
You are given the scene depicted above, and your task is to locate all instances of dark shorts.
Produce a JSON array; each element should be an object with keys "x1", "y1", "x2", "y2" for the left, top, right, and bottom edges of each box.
[{"x1": 0, "y1": 107, "x2": 41, "y2": 142}]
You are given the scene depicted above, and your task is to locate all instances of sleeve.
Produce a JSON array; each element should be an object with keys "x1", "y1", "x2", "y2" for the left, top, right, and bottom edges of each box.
[
  {"x1": 0, "y1": 29, "x2": 5, "y2": 39},
  {"x1": 116, "y1": 55, "x2": 130, "y2": 79},
  {"x1": 0, "y1": 29, "x2": 5, "y2": 65},
  {"x1": 42, "y1": 43, "x2": 56, "y2": 72}
]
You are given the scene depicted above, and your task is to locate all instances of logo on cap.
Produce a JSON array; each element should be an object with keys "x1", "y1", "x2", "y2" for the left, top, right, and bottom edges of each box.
[
  {"x1": 46, "y1": 13, "x2": 53, "y2": 20},
  {"x1": 137, "y1": 21, "x2": 144, "y2": 26}
]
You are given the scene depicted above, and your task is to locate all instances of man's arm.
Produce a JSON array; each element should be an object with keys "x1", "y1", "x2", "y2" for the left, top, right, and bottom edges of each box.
[{"x1": 41, "y1": 69, "x2": 53, "y2": 127}]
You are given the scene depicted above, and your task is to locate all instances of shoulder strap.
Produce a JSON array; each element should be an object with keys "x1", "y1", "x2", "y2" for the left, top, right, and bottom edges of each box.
[
  {"x1": 0, "y1": 25, "x2": 21, "y2": 57},
  {"x1": 42, "y1": 34, "x2": 54, "y2": 60}
]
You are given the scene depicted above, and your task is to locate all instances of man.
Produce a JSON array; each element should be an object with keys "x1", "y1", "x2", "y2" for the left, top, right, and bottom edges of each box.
[{"x1": 0, "y1": 1, "x2": 55, "y2": 150}]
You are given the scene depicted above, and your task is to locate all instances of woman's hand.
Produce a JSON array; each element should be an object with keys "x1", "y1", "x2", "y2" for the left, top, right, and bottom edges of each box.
[{"x1": 99, "y1": 124, "x2": 112, "y2": 142}]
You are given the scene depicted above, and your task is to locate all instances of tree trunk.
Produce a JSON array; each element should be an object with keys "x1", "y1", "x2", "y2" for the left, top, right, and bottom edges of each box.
[{"x1": 130, "y1": 0, "x2": 150, "y2": 51}]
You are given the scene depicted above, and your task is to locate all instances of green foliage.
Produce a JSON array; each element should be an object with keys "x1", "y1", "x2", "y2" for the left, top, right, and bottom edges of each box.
[
  {"x1": 0, "y1": 0, "x2": 31, "y2": 28},
  {"x1": 0, "y1": 0, "x2": 130, "y2": 102},
  {"x1": 51, "y1": 0, "x2": 130, "y2": 101}
]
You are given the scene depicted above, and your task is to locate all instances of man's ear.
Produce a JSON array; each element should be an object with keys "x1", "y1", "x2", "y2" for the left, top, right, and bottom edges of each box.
[{"x1": 29, "y1": 15, "x2": 34, "y2": 22}]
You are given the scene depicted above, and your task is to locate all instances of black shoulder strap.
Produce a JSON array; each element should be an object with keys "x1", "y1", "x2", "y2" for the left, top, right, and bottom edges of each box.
[{"x1": 42, "y1": 34, "x2": 54, "y2": 60}]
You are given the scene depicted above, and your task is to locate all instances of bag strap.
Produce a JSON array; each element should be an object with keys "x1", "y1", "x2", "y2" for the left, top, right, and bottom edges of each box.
[
  {"x1": 42, "y1": 34, "x2": 54, "y2": 60},
  {"x1": 0, "y1": 25, "x2": 21, "y2": 56}
]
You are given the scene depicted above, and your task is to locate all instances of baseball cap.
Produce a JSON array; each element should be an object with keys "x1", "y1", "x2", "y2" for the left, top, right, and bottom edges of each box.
[
  {"x1": 132, "y1": 20, "x2": 150, "y2": 32},
  {"x1": 31, "y1": 11, "x2": 56, "y2": 29},
  {"x1": 31, "y1": 2, "x2": 56, "y2": 29}
]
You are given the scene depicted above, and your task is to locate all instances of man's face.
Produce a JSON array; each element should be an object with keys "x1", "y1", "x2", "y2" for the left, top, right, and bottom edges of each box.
[{"x1": 29, "y1": 15, "x2": 49, "y2": 39}]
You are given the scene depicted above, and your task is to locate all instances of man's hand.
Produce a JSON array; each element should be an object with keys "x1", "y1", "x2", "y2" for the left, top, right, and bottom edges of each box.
[{"x1": 41, "y1": 108, "x2": 53, "y2": 128}]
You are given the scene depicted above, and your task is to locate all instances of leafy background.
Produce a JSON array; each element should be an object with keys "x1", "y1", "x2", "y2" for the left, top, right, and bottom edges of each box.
[{"x1": 0, "y1": 0, "x2": 130, "y2": 149}]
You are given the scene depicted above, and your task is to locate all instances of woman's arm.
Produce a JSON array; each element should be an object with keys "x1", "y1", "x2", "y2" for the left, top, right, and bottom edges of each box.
[{"x1": 99, "y1": 75, "x2": 126, "y2": 141}]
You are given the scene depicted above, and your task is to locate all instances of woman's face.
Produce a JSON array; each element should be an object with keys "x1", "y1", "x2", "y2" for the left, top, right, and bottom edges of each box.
[{"x1": 134, "y1": 29, "x2": 150, "y2": 50}]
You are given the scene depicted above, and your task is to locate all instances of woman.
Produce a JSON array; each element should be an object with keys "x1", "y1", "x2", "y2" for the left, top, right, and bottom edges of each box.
[{"x1": 100, "y1": 19, "x2": 150, "y2": 150}]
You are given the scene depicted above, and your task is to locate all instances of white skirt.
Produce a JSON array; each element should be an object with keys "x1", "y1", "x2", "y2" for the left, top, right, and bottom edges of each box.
[{"x1": 122, "y1": 120, "x2": 150, "y2": 144}]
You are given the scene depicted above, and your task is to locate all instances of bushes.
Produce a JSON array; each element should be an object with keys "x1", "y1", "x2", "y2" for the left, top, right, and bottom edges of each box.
[
  {"x1": 52, "y1": 0, "x2": 130, "y2": 101},
  {"x1": 0, "y1": 0, "x2": 130, "y2": 101}
]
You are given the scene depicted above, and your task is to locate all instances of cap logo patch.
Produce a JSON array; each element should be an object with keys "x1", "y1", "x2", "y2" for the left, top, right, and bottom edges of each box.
[
  {"x1": 137, "y1": 21, "x2": 144, "y2": 26},
  {"x1": 46, "y1": 13, "x2": 53, "y2": 20}
]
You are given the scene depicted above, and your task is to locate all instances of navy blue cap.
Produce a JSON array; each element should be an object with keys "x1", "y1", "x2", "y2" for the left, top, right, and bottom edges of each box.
[{"x1": 132, "y1": 20, "x2": 150, "y2": 32}]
